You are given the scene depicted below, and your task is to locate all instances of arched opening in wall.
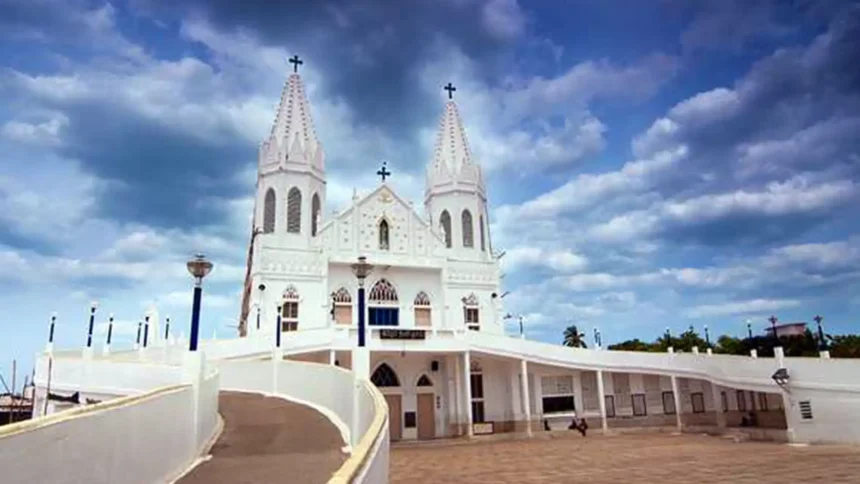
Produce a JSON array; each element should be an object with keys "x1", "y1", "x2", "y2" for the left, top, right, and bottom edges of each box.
[
  {"x1": 369, "y1": 279, "x2": 399, "y2": 326},
  {"x1": 263, "y1": 188, "x2": 276, "y2": 233},
  {"x1": 281, "y1": 285, "x2": 300, "y2": 331},
  {"x1": 462, "y1": 209, "x2": 474, "y2": 248},
  {"x1": 479, "y1": 214, "x2": 485, "y2": 252},
  {"x1": 470, "y1": 360, "x2": 485, "y2": 423},
  {"x1": 311, "y1": 193, "x2": 320, "y2": 236},
  {"x1": 439, "y1": 210, "x2": 452, "y2": 248},
  {"x1": 414, "y1": 291, "x2": 431, "y2": 328},
  {"x1": 371, "y1": 363, "x2": 400, "y2": 387},
  {"x1": 287, "y1": 187, "x2": 302, "y2": 234},
  {"x1": 332, "y1": 287, "x2": 352, "y2": 325},
  {"x1": 417, "y1": 374, "x2": 433, "y2": 387},
  {"x1": 372, "y1": 363, "x2": 403, "y2": 442},
  {"x1": 379, "y1": 219, "x2": 390, "y2": 251},
  {"x1": 463, "y1": 293, "x2": 479, "y2": 331}
]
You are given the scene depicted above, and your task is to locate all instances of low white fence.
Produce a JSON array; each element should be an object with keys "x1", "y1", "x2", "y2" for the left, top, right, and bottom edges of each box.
[{"x1": 0, "y1": 385, "x2": 205, "y2": 484}]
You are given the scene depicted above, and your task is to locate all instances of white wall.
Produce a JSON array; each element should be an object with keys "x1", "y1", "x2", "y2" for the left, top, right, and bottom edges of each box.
[{"x1": 0, "y1": 386, "x2": 200, "y2": 484}]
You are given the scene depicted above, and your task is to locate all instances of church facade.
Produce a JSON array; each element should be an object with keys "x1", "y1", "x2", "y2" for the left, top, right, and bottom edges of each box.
[{"x1": 232, "y1": 65, "x2": 792, "y2": 442}]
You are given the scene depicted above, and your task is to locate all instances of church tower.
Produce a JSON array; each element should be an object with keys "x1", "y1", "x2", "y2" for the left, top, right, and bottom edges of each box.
[
  {"x1": 424, "y1": 83, "x2": 492, "y2": 261},
  {"x1": 239, "y1": 56, "x2": 326, "y2": 336},
  {"x1": 255, "y1": 56, "x2": 326, "y2": 247}
]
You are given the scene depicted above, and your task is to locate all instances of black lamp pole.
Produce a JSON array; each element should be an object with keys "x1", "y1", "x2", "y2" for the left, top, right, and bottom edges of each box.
[
  {"x1": 814, "y1": 315, "x2": 826, "y2": 350},
  {"x1": 704, "y1": 324, "x2": 710, "y2": 347},
  {"x1": 48, "y1": 312, "x2": 56, "y2": 344},
  {"x1": 136, "y1": 322, "x2": 142, "y2": 346},
  {"x1": 747, "y1": 321, "x2": 753, "y2": 339},
  {"x1": 143, "y1": 315, "x2": 150, "y2": 348},
  {"x1": 186, "y1": 254, "x2": 213, "y2": 352},
  {"x1": 518, "y1": 316, "x2": 523, "y2": 336},
  {"x1": 351, "y1": 256, "x2": 373, "y2": 348},
  {"x1": 106, "y1": 314, "x2": 114, "y2": 346},
  {"x1": 256, "y1": 306, "x2": 261, "y2": 331},
  {"x1": 164, "y1": 317, "x2": 170, "y2": 340},
  {"x1": 665, "y1": 327, "x2": 671, "y2": 348},
  {"x1": 86, "y1": 303, "x2": 97, "y2": 348},
  {"x1": 769, "y1": 315, "x2": 779, "y2": 342},
  {"x1": 276, "y1": 304, "x2": 282, "y2": 348}
]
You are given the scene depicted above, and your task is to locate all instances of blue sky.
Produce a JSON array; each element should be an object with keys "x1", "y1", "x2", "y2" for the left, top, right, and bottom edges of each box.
[{"x1": 1, "y1": 0, "x2": 859, "y2": 377}]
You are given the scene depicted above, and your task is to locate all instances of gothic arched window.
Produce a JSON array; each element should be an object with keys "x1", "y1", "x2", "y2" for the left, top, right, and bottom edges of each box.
[
  {"x1": 332, "y1": 287, "x2": 352, "y2": 325},
  {"x1": 369, "y1": 279, "x2": 398, "y2": 303},
  {"x1": 440, "y1": 210, "x2": 452, "y2": 248},
  {"x1": 479, "y1": 214, "x2": 486, "y2": 251},
  {"x1": 414, "y1": 291, "x2": 431, "y2": 327},
  {"x1": 287, "y1": 187, "x2": 302, "y2": 234},
  {"x1": 417, "y1": 374, "x2": 433, "y2": 387},
  {"x1": 371, "y1": 363, "x2": 400, "y2": 387},
  {"x1": 311, "y1": 193, "x2": 320, "y2": 236},
  {"x1": 263, "y1": 188, "x2": 276, "y2": 233},
  {"x1": 379, "y1": 219, "x2": 390, "y2": 250},
  {"x1": 281, "y1": 285, "x2": 300, "y2": 332},
  {"x1": 462, "y1": 209, "x2": 474, "y2": 248}
]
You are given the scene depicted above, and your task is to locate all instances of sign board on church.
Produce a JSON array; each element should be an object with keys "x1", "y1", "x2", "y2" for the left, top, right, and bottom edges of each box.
[
  {"x1": 379, "y1": 329, "x2": 426, "y2": 340},
  {"x1": 473, "y1": 422, "x2": 494, "y2": 435}
]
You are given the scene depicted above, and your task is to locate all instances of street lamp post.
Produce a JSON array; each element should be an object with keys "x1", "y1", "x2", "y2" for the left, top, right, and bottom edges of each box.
[
  {"x1": 665, "y1": 327, "x2": 671, "y2": 348},
  {"x1": 47, "y1": 312, "x2": 57, "y2": 351},
  {"x1": 86, "y1": 302, "x2": 98, "y2": 348},
  {"x1": 769, "y1": 315, "x2": 779, "y2": 341},
  {"x1": 351, "y1": 256, "x2": 373, "y2": 348},
  {"x1": 143, "y1": 315, "x2": 150, "y2": 348},
  {"x1": 746, "y1": 319, "x2": 753, "y2": 339},
  {"x1": 276, "y1": 304, "x2": 282, "y2": 348},
  {"x1": 704, "y1": 324, "x2": 710, "y2": 348},
  {"x1": 594, "y1": 327, "x2": 602, "y2": 349},
  {"x1": 164, "y1": 317, "x2": 170, "y2": 341},
  {"x1": 186, "y1": 254, "x2": 214, "y2": 352},
  {"x1": 136, "y1": 321, "x2": 142, "y2": 349},
  {"x1": 814, "y1": 315, "x2": 826, "y2": 350}
]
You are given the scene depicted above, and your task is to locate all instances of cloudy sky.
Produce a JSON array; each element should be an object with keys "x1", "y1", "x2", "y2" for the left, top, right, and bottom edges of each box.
[{"x1": 1, "y1": 0, "x2": 859, "y2": 375}]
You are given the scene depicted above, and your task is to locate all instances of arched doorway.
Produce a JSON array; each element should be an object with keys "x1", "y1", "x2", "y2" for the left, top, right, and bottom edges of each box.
[
  {"x1": 372, "y1": 363, "x2": 402, "y2": 441},
  {"x1": 416, "y1": 374, "x2": 436, "y2": 440}
]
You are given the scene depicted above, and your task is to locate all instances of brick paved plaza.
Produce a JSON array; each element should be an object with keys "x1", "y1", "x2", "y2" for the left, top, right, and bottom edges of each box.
[{"x1": 391, "y1": 432, "x2": 860, "y2": 483}]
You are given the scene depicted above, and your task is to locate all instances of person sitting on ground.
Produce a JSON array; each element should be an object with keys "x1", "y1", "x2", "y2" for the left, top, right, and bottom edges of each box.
[{"x1": 578, "y1": 418, "x2": 588, "y2": 437}]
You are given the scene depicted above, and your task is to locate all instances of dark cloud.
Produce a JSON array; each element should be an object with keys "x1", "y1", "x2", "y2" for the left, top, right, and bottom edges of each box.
[{"x1": 134, "y1": 0, "x2": 527, "y2": 136}]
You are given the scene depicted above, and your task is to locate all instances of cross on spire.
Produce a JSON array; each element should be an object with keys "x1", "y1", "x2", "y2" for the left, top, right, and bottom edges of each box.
[
  {"x1": 376, "y1": 161, "x2": 391, "y2": 182},
  {"x1": 444, "y1": 82, "x2": 456, "y2": 100},
  {"x1": 289, "y1": 55, "x2": 303, "y2": 73}
]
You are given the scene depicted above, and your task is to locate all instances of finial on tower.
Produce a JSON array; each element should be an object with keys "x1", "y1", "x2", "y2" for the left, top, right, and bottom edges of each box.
[
  {"x1": 289, "y1": 55, "x2": 303, "y2": 73},
  {"x1": 444, "y1": 82, "x2": 456, "y2": 100}
]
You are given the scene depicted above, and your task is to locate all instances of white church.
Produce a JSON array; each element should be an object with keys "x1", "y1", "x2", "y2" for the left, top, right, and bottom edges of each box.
[{"x1": 6, "y1": 58, "x2": 860, "y2": 484}]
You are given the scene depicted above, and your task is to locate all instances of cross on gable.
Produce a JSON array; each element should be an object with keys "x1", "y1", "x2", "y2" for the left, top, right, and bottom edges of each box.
[
  {"x1": 377, "y1": 161, "x2": 391, "y2": 182},
  {"x1": 289, "y1": 55, "x2": 303, "y2": 73},
  {"x1": 444, "y1": 82, "x2": 456, "y2": 99}
]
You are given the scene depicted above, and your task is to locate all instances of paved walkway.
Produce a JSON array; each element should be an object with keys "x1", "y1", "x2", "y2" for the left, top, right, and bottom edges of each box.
[
  {"x1": 391, "y1": 432, "x2": 860, "y2": 483},
  {"x1": 180, "y1": 392, "x2": 346, "y2": 484}
]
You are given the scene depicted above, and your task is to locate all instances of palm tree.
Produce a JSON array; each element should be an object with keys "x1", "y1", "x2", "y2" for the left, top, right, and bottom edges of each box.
[{"x1": 563, "y1": 325, "x2": 587, "y2": 348}]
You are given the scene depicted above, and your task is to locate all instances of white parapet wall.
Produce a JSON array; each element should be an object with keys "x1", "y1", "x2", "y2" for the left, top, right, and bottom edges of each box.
[
  {"x1": 0, "y1": 384, "x2": 213, "y2": 484},
  {"x1": 217, "y1": 357, "x2": 390, "y2": 483}
]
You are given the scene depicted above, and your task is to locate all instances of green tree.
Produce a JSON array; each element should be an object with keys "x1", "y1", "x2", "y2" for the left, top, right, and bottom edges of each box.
[
  {"x1": 563, "y1": 325, "x2": 587, "y2": 348},
  {"x1": 715, "y1": 335, "x2": 746, "y2": 355},
  {"x1": 830, "y1": 335, "x2": 860, "y2": 358},
  {"x1": 608, "y1": 338, "x2": 660, "y2": 352}
]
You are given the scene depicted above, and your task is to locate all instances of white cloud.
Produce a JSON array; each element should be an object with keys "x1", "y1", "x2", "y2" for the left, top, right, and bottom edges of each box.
[
  {"x1": 503, "y1": 246, "x2": 587, "y2": 273},
  {"x1": 684, "y1": 298, "x2": 801, "y2": 318},
  {"x1": 481, "y1": 0, "x2": 526, "y2": 41}
]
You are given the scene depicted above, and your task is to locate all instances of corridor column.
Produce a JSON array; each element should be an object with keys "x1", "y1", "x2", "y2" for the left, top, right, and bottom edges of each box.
[
  {"x1": 670, "y1": 375, "x2": 683, "y2": 430},
  {"x1": 463, "y1": 351, "x2": 473, "y2": 437},
  {"x1": 520, "y1": 359, "x2": 532, "y2": 437},
  {"x1": 710, "y1": 382, "x2": 725, "y2": 428},
  {"x1": 596, "y1": 369, "x2": 608, "y2": 434}
]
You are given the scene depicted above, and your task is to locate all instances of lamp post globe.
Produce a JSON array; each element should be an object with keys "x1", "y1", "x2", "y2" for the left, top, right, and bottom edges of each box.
[
  {"x1": 350, "y1": 256, "x2": 373, "y2": 347},
  {"x1": 186, "y1": 254, "x2": 213, "y2": 352}
]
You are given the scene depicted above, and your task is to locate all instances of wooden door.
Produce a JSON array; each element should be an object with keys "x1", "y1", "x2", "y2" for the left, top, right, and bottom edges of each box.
[
  {"x1": 385, "y1": 394, "x2": 402, "y2": 441},
  {"x1": 417, "y1": 393, "x2": 435, "y2": 440}
]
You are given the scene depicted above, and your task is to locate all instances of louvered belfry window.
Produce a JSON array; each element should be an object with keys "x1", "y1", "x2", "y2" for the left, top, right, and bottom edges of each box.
[
  {"x1": 263, "y1": 188, "x2": 276, "y2": 233},
  {"x1": 462, "y1": 209, "x2": 473, "y2": 247},
  {"x1": 287, "y1": 187, "x2": 301, "y2": 233}
]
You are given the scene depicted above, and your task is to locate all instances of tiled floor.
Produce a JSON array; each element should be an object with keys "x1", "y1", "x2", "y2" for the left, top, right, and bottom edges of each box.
[{"x1": 390, "y1": 432, "x2": 860, "y2": 483}]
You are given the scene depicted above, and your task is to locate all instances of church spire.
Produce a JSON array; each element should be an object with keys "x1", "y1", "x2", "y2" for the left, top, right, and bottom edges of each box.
[
  {"x1": 426, "y1": 84, "x2": 483, "y2": 194},
  {"x1": 260, "y1": 56, "x2": 324, "y2": 172}
]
